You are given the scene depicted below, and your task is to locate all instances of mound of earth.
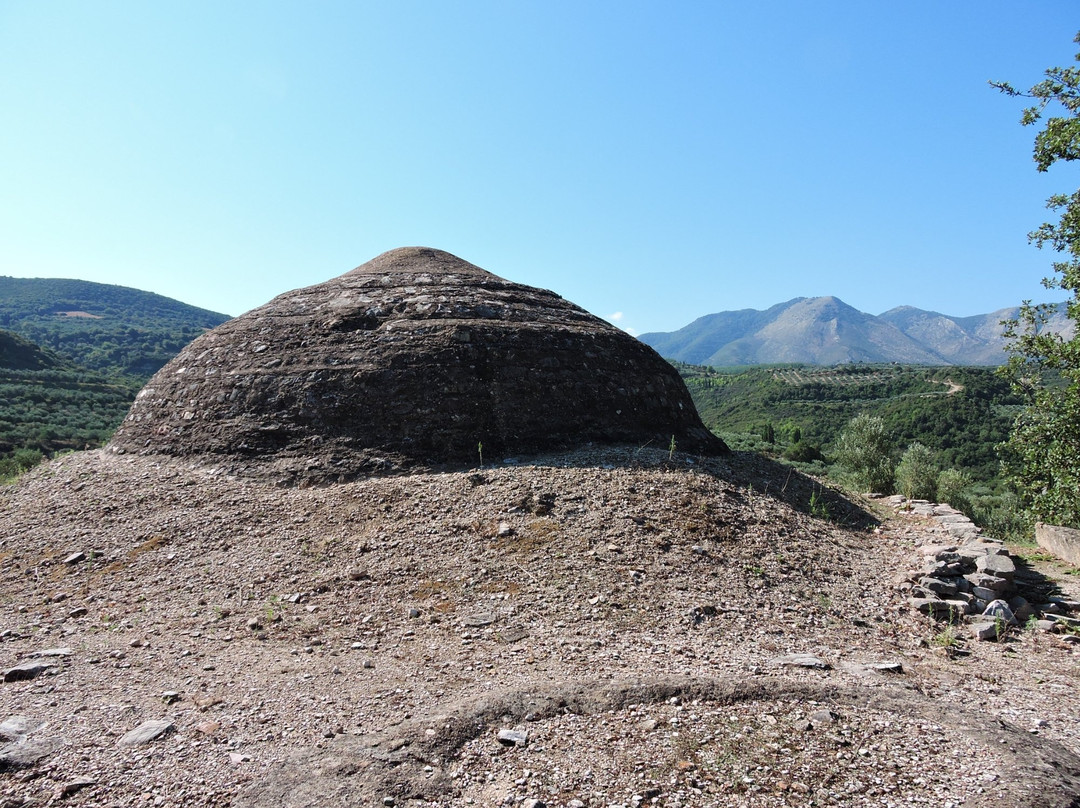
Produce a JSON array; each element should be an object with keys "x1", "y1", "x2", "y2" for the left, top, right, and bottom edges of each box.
[
  {"x1": 107, "y1": 248, "x2": 725, "y2": 483},
  {"x1": 2, "y1": 447, "x2": 1079, "y2": 806}
]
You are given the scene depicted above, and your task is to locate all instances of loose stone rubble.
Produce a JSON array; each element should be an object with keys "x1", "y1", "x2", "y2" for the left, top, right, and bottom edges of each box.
[{"x1": 893, "y1": 496, "x2": 1080, "y2": 642}]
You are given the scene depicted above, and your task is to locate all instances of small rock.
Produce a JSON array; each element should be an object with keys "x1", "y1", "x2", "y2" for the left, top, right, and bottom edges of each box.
[
  {"x1": 498, "y1": 626, "x2": 529, "y2": 643},
  {"x1": 229, "y1": 752, "x2": 250, "y2": 764},
  {"x1": 118, "y1": 719, "x2": 174, "y2": 747},
  {"x1": 971, "y1": 585, "x2": 1002, "y2": 602},
  {"x1": 68, "y1": 606, "x2": 88, "y2": 619},
  {"x1": 1007, "y1": 596, "x2": 1036, "y2": 623},
  {"x1": 408, "y1": 608, "x2": 421, "y2": 619},
  {"x1": 983, "y1": 599, "x2": 1018, "y2": 626},
  {"x1": 52, "y1": 777, "x2": 96, "y2": 800},
  {"x1": 1043, "y1": 612, "x2": 1080, "y2": 629},
  {"x1": 971, "y1": 620, "x2": 1004, "y2": 641},
  {"x1": 866, "y1": 661, "x2": 904, "y2": 674},
  {"x1": 464, "y1": 613, "x2": 496, "y2": 627},
  {"x1": 62, "y1": 552, "x2": 86, "y2": 565},
  {"x1": 809, "y1": 709, "x2": 836, "y2": 727},
  {"x1": 919, "y1": 576, "x2": 959, "y2": 597},
  {"x1": 497, "y1": 522, "x2": 514, "y2": 537},
  {"x1": 909, "y1": 596, "x2": 969, "y2": 616},
  {"x1": 497, "y1": 728, "x2": 528, "y2": 747}
]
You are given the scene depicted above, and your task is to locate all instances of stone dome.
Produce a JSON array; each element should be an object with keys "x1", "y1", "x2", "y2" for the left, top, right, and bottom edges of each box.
[{"x1": 108, "y1": 247, "x2": 727, "y2": 481}]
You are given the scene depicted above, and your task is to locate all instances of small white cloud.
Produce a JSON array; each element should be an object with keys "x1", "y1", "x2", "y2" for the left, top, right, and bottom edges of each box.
[{"x1": 604, "y1": 311, "x2": 637, "y2": 335}]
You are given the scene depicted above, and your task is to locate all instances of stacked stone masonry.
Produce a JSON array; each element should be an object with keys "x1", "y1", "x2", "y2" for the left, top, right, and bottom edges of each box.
[{"x1": 892, "y1": 497, "x2": 1080, "y2": 642}]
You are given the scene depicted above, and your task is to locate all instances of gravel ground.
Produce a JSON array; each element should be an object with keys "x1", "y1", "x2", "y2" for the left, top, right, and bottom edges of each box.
[{"x1": 1, "y1": 448, "x2": 1079, "y2": 807}]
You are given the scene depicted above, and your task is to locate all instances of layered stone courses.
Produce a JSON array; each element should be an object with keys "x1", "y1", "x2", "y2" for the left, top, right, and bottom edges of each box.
[{"x1": 108, "y1": 247, "x2": 726, "y2": 481}]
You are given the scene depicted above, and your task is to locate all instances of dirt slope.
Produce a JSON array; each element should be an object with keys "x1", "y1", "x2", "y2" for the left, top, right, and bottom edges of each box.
[{"x1": 1, "y1": 449, "x2": 1078, "y2": 807}]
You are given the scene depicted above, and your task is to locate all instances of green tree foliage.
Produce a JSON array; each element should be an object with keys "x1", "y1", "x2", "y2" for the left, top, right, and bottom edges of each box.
[
  {"x1": 936, "y1": 468, "x2": 973, "y2": 509},
  {"x1": 895, "y1": 442, "x2": 939, "y2": 501},
  {"x1": 0, "y1": 447, "x2": 45, "y2": 482},
  {"x1": 994, "y1": 35, "x2": 1080, "y2": 527},
  {"x1": 758, "y1": 422, "x2": 775, "y2": 444},
  {"x1": 675, "y1": 362, "x2": 1016, "y2": 481},
  {"x1": 835, "y1": 414, "x2": 894, "y2": 494},
  {"x1": 783, "y1": 441, "x2": 825, "y2": 463},
  {"x1": 0, "y1": 366, "x2": 139, "y2": 454}
]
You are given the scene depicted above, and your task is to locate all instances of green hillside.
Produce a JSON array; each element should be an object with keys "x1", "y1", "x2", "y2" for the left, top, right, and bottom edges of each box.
[
  {"x1": 0, "y1": 327, "x2": 141, "y2": 455},
  {"x1": 0, "y1": 329, "x2": 70, "y2": 371},
  {"x1": 676, "y1": 362, "x2": 1020, "y2": 481},
  {"x1": 0, "y1": 276, "x2": 230, "y2": 379}
]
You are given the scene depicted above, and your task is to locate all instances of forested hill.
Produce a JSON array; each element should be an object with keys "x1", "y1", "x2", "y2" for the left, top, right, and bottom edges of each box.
[
  {"x1": 0, "y1": 329, "x2": 70, "y2": 371},
  {"x1": 675, "y1": 362, "x2": 1020, "y2": 481},
  {"x1": 0, "y1": 276, "x2": 230, "y2": 379}
]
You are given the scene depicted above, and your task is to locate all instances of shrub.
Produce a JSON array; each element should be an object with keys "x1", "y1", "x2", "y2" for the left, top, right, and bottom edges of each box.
[
  {"x1": 896, "y1": 442, "x2": 939, "y2": 501},
  {"x1": 936, "y1": 468, "x2": 973, "y2": 510},
  {"x1": 784, "y1": 441, "x2": 825, "y2": 463},
  {"x1": 834, "y1": 414, "x2": 895, "y2": 494}
]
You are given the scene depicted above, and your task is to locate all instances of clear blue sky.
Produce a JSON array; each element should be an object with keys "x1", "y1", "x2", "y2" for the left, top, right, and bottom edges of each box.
[{"x1": 0, "y1": 2, "x2": 1075, "y2": 335}]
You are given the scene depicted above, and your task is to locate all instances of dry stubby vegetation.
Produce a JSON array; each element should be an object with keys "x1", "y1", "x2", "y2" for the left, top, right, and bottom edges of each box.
[{"x1": 1, "y1": 447, "x2": 1080, "y2": 807}]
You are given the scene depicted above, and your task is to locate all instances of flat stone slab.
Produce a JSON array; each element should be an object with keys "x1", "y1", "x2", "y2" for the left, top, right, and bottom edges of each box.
[
  {"x1": 3, "y1": 660, "x2": 55, "y2": 683},
  {"x1": 118, "y1": 719, "x2": 174, "y2": 747},
  {"x1": 496, "y1": 728, "x2": 528, "y2": 747},
  {"x1": 1043, "y1": 613, "x2": 1080, "y2": 629},
  {"x1": 769, "y1": 653, "x2": 830, "y2": 670},
  {"x1": 975, "y1": 553, "x2": 1016, "y2": 580},
  {"x1": 866, "y1": 661, "x2": 904, "y2": 674},
  {"x1": 497, "y1": 626, "x2": 529, "y2": 643},
  {"x1": 909, "y1": 597, "x2": 970, "y2": 616}
]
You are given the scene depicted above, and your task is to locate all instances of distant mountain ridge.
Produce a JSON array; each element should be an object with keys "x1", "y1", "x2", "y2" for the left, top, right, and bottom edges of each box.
[{"x1": 639, "y1": 297, "x2": 1073, "y2": 366}]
